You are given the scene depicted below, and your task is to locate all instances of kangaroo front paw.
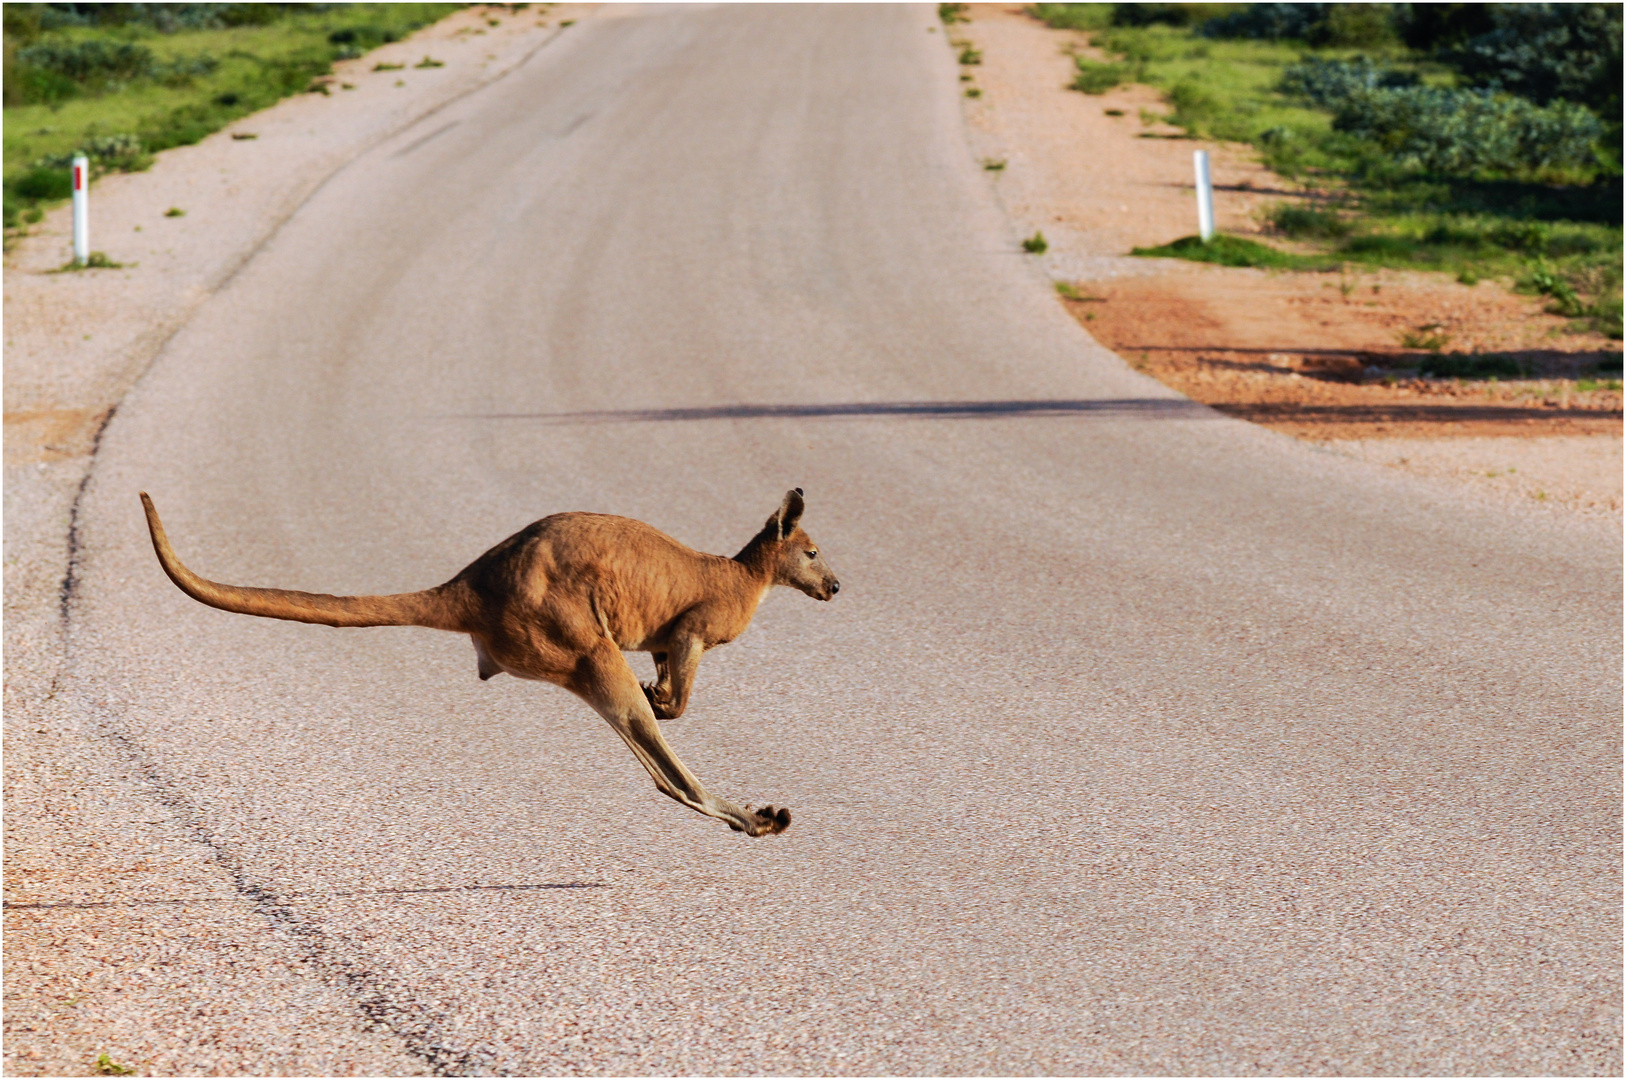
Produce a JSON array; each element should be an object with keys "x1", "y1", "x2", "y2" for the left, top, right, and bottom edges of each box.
[
  {"x1": 640, "y1": 682, "x2": 678, "y2": 720},
  {"x1": 744, "y1": 804, "x2": 792, "y2": 836}
]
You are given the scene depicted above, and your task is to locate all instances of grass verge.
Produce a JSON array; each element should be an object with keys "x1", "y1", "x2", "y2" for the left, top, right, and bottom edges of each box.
[
  {"x1": 4, "y1": 3, "x2": 459, "y2": 233},
  {"x1": 1028, "y1": 4, "x2": 1622, "y2": 338}
]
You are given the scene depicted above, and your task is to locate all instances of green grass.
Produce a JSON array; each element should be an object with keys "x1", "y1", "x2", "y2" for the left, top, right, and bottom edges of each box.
[
  {"x1": 1070, "y1": 58, "x2": 1135, "y2": 94},
  {"x1": 1034, "y1": 11, "x2": 1622, "y2": 338},
  {"x1": 56, "y1": 250, "x2": 124, "y2": 270},
  {"x1": 4, "y1": 4, "x2": 456, "y2": 230},
  {"x1": 1027, "y1": 4, "x2": 1114, "y2": 32},
  {"x1": 1131, "y1": 233, "x2": 1339, "y2": 270}
]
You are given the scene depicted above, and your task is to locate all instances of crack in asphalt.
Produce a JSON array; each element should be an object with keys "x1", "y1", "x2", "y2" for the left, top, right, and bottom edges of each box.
[
  {"x1": 5, "y1": 882, "x2": 609, "y2": 911},
  {"x1": 79, "y1": 721, "x2": 500, "y2": 1076},
  {"x1": 54, "y1": 406, "x2": 119, "y2": 635},
  {"x1": 35, "y1": 23, "x2": 586, "y2": 1078}
]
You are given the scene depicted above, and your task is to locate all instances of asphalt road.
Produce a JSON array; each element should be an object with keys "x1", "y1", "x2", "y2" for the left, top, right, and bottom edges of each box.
[{"x1": 67, "y1": 5, "x2": 1619, "y2": 1074}]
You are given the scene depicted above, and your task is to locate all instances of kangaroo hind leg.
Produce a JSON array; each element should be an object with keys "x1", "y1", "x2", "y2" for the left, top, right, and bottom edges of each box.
[{"x1": 570, "y1": 643, "x2": 789, "y2": 836}]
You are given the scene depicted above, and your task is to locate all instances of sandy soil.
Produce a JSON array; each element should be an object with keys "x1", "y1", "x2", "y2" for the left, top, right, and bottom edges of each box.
[
  {"x1": 3, "y1": 6, "x2": 591, "y2": 1075},
  {"x1": 955, "y1": 3, "x2": 1622, "y2": 515}
]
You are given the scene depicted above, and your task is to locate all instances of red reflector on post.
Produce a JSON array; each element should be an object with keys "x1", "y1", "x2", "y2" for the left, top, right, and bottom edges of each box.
[{"x1": 74, "y1": 166, "x2": 84, "y2": 191}]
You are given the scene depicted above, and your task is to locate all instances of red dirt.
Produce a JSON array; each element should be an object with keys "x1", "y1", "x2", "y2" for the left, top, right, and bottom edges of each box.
[{"x1": 1066, "y1": 263, "x2": 1622, "y2": 440}]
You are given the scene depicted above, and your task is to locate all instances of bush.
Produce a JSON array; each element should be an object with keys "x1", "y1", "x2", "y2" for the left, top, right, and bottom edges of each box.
[
  {"x1": 6, "y1": 37, "x2": 218, "y2": 103},
  {"x1": 1070, "y1": 57, "x2": 1134, "y2": 93},
  {"x1": 1488, "y1": 220, "x2": 1551, "y2": 253},
  {"x1": 328, "y1": 24, "x2": 399, "y2": 59},
  {"x1": 4, "y1": 61, "x2": 81, "y2": 105},
  {"x1": 11, "y1": 165, "x2": 71, "y2": 201},
  {"x1": 1199, "y1": 3, "x2": 1397, "y2": 47},
  {"x1": 16, "y1": 38, "x2": 156, "y2": 83},
  {"x1": 156, "y1": 52, "x2": 221, "y2": 86},
  {"x1": 1450, "y1": 3, "x2": 1622, "y2": 111},
  {"x1": 1526, "y1": 262, "x2": 1585, "y2": 315},
  {"x1": 1331, "y1": 85, "x2": 1603, "y2": 178},
  {"x1": 1111, "y1": 3, "x2": 1217, "y2": 28},
  {"x1": 1269, "y1": 204, "x2": 1351, "y2": 238},
  {"x1": 1280, "y1": 57, "x2": 1417, "y2": 106},
  {"x1": 1166, "y1": 80, "x2": 1222, "y2": 135},
  {"x1": 1026, "y1": 3, "x2": 1113, "y2": 32},
  {"x1": 31, "y1": 133, "x2": 149, "y2": 175},
  {"x1": 1311, "y1": 4, "x2": 1398, "y2": 49},
  {"x1": 1397, "y1": 4, "x2": 1497, "y2": 54},
  {"x1": 1201, "y1": 3, "x2": 1322, "y2": 41}
]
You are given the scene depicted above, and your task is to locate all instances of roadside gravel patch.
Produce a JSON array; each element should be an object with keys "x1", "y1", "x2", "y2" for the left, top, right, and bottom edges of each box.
[
  {"x1": 954, "y1": 3, "x2": 1285, "y2": 281},
  {"x1": 4, "y1": 6, "x2": 591, "y2": 1074},
  {"x1": 1318, "y1": 435, "x2": 1623, "y2": 516},
  {"x1": 952, "y1": 3, "x2": 1620, "y2": 516}
]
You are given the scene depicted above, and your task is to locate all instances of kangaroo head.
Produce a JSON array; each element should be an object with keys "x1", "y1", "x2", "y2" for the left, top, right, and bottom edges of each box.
[{"x1": 760, "y1": 488, "x2": 840, "y2": 601}]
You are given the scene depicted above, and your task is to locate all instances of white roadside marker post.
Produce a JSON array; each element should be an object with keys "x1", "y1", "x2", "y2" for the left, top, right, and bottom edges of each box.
[
  {"x1": 72, "y1": 154, "x2": 90, "y2": 266},
  {"x1": 1194, "y1": 149, "x2": 1214, "y2": 243}
]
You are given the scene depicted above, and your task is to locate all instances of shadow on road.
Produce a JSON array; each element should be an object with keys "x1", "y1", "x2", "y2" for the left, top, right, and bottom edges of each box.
[
  {"x1": 445, "y1": 397, "x2": 1214, "y2": 423},
  {"x1": 1215, "y1": 401, "x2": 1624, "y2": 426}
]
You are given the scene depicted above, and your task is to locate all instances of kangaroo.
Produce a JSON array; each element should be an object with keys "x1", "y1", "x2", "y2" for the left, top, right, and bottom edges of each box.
[{"x1": 139, "y1": 489, "x2": 839, "y2": 836}]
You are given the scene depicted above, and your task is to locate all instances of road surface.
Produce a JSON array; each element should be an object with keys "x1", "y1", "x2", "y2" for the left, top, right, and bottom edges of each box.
[{"x1": 60, "y1": 5, "x2": 1620, "y2": 1073}]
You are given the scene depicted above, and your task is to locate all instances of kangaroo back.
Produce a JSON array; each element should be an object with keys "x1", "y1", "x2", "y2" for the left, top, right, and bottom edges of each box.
[{"x1": 140, "y1": 493, "x2": 463, "y2": 631}]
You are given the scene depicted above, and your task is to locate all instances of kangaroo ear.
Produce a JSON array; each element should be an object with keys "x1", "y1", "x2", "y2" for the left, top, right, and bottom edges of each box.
[{"x1": 772, "y1": 488, "x2": 805, "y2": 539}]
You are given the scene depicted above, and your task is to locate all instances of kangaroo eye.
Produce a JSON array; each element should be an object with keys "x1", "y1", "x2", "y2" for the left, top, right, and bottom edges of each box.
[{"x1": 806, "y1": 549, "x2": 818, "y2": 559}]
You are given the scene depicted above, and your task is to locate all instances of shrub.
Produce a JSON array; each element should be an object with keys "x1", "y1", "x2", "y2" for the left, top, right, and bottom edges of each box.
[
  {"x1": 1269, "y1": 204, "x2": 1351, "y2": 238},
  {"x1": 1331, "y1": 86, "x2": 1603, "y2": 178},
  {"x1": 1311, "y1": 4, "x2": 1398, "y2": 49},
  {"x1": 11, "y1": 165, "x2": 72, "y2": 201},
  {"x1": 1526, "y1": 262, "x2": 1585, "y2": 315},
  {"x1": 328, "y1": 24, "x2": 400, "y2": 59},
  {"x1": 156, "y1": 52, "x2": 221, "y2": 86},
  {"x1": 31, "y1": 134, "x2": 149, "y2": 175},
  {"x1": 1111, "y1": 3, "x2": 1218, "y2": 28},
  {"x1": 1166, "y1": 80, "x2": 1222, "y2": 134},
  {"x1": 1070, "y1": 58, "x2": 1133, "y2": 93},
  {"x1": 1450, "y1": 3, "x2": 1622, "y2": 111},
  {"x1": 4, "y1": 62, "x2": 81, "y2": 105},
  {"x1": 1026, "y1": 3, "x2": 1114, "y2": 32},
  {"x1": 1397, "y1": 5, "x2": 1497, "y2": 54},
  {"x1": 1488, "y1": 220, "x2": 1550, "y2": 253},
  {"x1": 1201, "y1": 3, "x2": 1322, "y2": 41},
  {"x1": 1279, "y1": 57, "x2": 1417, "y2": 106},
  {"x1": 16, "y1": 38, "x2": 156, "y2": 83}
]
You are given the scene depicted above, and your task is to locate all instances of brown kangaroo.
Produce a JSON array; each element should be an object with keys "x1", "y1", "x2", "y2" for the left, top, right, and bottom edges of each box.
[{"x1": 139, "y1": 489, "x2": 839, "y2": 836}]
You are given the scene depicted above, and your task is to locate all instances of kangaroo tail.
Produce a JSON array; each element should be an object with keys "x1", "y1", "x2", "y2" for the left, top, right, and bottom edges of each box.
[{"x1": 140, "y1": 492, "x2": 465, "y2": 631}]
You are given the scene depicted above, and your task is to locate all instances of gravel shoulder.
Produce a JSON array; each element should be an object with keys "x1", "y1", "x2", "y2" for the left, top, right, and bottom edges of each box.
[
  {"x1": 4, "y1": 6, "x2": 590, "y2": 1073},
  {"x1": 955, "y1": 3, "x2": 1621, "y2": 517}
]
